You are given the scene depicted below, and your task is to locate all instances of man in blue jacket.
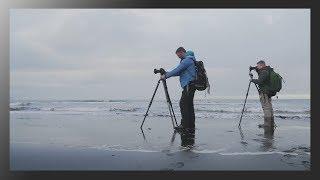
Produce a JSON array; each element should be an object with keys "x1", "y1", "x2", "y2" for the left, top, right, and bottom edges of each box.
[{"x1": 160, "y1": 47, "x2": 197, "y2": 132}]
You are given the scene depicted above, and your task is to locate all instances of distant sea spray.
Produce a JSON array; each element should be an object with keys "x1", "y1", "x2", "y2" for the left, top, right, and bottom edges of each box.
[{"x1": 10, "y1": 99, "x2": 310, "y2": 120}]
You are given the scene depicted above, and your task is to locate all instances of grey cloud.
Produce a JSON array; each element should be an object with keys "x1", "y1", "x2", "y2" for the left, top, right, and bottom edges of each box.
[{"x1": 10, "y1": 9, "x2": 310, "y2": 100}]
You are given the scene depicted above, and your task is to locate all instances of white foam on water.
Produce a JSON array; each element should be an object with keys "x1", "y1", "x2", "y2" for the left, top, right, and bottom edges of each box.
[
  {"x1": 88, "y1": 144, "x2": 159, "y2": 153},
  {"x1": 191, "y1": 148, "x2": 226, "y2": 154},
  {"x1": 107, "y1": 148, "x2": 158, "y2": 153},
  {"x1": 9, "y1": 99, "x2": 310, "y2": 120},
  {"x1": 219, "y1": 151, "x2": 298, "y2": 156},
  {"x1": 126, "y1": 149, "x2": 158, "y2": 153},
  {"x1": 87, "y1": 144, "x2": 228, "y2": 154}
]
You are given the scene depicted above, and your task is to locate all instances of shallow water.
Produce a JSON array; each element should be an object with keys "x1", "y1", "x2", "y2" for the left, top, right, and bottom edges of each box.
[{"x1": 10, "y1": 99, "x2": 310, "y2": 170}]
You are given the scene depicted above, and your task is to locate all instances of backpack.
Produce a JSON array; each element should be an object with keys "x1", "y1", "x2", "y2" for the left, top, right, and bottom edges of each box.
[
  {"x1": 191, "y1": 60, "x2": 211, "y2": 93},
  {"x1": 267, "y1": 68, "x2": 283, "y2": 96}
]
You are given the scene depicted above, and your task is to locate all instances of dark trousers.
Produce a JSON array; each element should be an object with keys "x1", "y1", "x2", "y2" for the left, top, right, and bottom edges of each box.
[
  {"x1": 179, "y1": 83, "x2": 196, "y2": 129},
  {"x1": 180, "y1": 128, "x2": 195, "y2": 147}
]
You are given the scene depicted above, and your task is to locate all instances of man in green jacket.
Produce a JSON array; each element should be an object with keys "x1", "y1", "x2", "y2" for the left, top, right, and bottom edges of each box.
[{"x1": 250, "y1": 60, "x2": 275, "y2": 129}]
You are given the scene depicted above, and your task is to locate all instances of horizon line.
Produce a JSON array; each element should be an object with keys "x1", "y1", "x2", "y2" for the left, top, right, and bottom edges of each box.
[{"x1": 10, "y1": 95, "x2": 311, "y2": 101}]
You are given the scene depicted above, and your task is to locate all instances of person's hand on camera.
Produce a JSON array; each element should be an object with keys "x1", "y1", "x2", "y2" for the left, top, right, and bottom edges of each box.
[
  {"x1": 159, "y1": 69, "x2": 166, "y2": 76},
  {"x1": 160, "y1": 74, "x2": 166, "y2": 80}
]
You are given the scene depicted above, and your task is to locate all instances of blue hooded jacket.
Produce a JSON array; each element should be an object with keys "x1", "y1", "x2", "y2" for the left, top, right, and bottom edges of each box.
[{"x1": 165, "y1": 50, "x2": 196, "y2": 88}]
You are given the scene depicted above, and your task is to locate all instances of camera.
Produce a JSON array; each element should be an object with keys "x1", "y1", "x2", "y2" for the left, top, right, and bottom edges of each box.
[
  {"x1": 249, "y1": 66, "x2": 257, "y2": 71},
  {"x1": 154, "y1": 68, "x2": 166, "y2": 75}
]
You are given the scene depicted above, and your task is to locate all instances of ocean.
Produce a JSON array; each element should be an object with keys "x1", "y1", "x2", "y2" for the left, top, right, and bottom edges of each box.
[{"x1": 10, "y1": 98, "x2": 310, "y2": 120}]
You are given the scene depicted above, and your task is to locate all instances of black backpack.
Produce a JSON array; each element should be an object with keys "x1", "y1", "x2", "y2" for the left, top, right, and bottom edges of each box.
[{"x1": 189, "y1": 60, "x2": 210, "y2": 93}]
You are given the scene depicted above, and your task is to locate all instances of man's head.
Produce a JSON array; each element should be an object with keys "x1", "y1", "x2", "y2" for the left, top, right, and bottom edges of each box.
[
  {"x1": 256, "y1": 60, "x2": 266, "y2": 70},
  {"x1": 175, "y1": 47, "x2": 186, "y2": 59}
]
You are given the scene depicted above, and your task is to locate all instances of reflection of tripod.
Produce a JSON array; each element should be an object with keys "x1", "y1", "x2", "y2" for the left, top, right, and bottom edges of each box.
[{"x1": 140, "y1": 69, "x2": 178, "y2": 130}]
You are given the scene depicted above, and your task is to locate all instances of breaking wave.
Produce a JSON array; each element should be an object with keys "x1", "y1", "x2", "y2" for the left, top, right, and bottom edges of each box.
[
  {"x1": 275, "y1": 115, "x2": 310, "y2": 119},
  {"x1": 219, "y1": 151, "x2": 299, "y2": 156},
  {"x1": 274, "y1": 110, "x2": 310, "y2": 114},
  {"x1": 10, "y1": 107, "x2": 41, "y2": 111},
  {"x1": 108, "y1": 100, "x2": 127, "y2": 102},
  {"x1": 63, "y1": 100, "x2": 105, "y2": 103},
  {"x1": 10, "y1": 102, "x2": 32, "y2": 106},
  {"x1": 195, "y1": 109, "x2": 310, "y2": 114},
  {"x1": 195, "y1": 109, "x2": 248, "y2": 113},
  {"x1": 109, "y1": 107, "x2": 140, "y2": 112},
  {"x1": 9, "y1": 100, "x2": 310, "y2": 120}
]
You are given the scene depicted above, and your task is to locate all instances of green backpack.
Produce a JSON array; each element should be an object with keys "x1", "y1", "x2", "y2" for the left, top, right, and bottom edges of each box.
[{"x1": 267, "y1": 69, "x2": 283, "y2": 96}]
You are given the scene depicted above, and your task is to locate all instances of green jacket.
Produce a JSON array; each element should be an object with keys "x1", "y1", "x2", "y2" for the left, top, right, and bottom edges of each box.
[{"x1": 252, "y1": 66, "x2": 272, "y2": 94}]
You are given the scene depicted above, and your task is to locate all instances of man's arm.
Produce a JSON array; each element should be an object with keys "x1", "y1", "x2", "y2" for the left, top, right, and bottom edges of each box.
[
  {"x1": 251, "y1": 70, "x2": 269, "y2": 85},
  {"x1": 165, "y1": 59, "x2": 193, "y2": 79}
]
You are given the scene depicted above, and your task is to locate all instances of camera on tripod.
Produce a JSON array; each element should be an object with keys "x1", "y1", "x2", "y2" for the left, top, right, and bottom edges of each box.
[
  {"x1": 141, "y1": 67, "x2": 178, "y2": 130},
  {"x1": 249, "y1": 66, "x2": 257, "y2": 71},
  {"x1": 154, "y1": 68, "x2": 166, "y2": 75}
]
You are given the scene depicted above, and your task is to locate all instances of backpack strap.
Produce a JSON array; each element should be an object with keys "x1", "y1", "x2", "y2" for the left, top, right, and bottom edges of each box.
[
  {"x1": 185, "y1": 59, "x2": 197, "y2": 79},
  {"x1": 186, "y1": 59, "x2": 211, "y2": 94}
]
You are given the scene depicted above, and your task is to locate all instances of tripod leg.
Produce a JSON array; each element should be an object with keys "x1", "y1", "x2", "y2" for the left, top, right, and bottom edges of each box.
[
  {"x1": 162, "y1": 80, "x2": 178, "y2": 126},
  {"x1": 238, "y1": 125, "x2": 244, "y2": 140},
  {"x1": 162, "y1": 80, "x2": 177, "y2": 129},
  {"x1": 140, "y1": 80, "x2": 161, "y2": 129},
  {"x1": 167, "y1": 101, "x2": 176, "y2": 129},
  {"x1": 170, "y1": 130, "x2": 177, "y2": 144},
  {"x1": 141, "y1": 128, "x2": 147, "y2": 141},
  {"x1": 169, "y1": 103, "x2": 178, "y2": 126},
  {"x1": 254, "y1": 83, "x2": 260, "y2": 94},
  {"x1": 166, "y1": 91, "x2": 178, "y2": 126},
  {"x1": 239, "y1": 80, "x2": 252, "y2": 127}
]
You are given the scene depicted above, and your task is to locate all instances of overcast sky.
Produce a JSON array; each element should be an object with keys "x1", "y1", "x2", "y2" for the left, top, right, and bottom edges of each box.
[{"x1": 10, "y1": 9, "x2": 310, "y2": 100}]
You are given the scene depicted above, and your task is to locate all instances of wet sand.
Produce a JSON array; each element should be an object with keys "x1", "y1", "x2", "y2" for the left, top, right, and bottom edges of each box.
[{"x1": 10, "y1": 112, "x2": 310, "y2": 170}]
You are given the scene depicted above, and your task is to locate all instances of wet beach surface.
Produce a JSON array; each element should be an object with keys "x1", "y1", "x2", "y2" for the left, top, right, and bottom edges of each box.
[{"x1": 10, "y1": 110, "x2": 310, "y2": 170}]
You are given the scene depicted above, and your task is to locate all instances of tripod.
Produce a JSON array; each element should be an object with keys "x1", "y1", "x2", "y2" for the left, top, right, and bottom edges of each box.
[
  {"x1": 140, "y1": 73, "x2": 178, "y2": 130},
  {"x1": 238, "y1": 72, "x2": 260, "y2": 127}
]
